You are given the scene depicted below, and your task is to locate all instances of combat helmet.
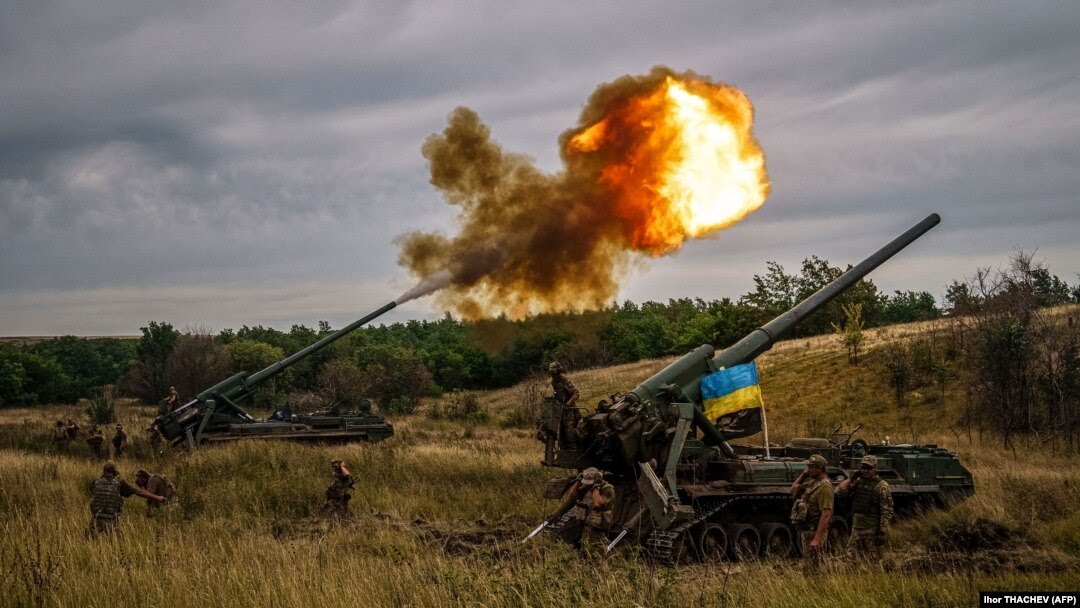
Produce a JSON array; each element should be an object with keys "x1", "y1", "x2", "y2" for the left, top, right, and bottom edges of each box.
[
  {"x1": 807, "y1": 454, "x2": 828, "y2": 470},
  {"x1": 548, "y1": 361, "x2": 565, "y2": 374},
  {"x1": 580, "y1": 467, "x2": 603, "y2": 486}
]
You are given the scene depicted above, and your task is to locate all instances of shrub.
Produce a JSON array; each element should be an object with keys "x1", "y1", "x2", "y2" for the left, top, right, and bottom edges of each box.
[{"x1": 428, "y1": 390, "x2": 488, "y2": 422}]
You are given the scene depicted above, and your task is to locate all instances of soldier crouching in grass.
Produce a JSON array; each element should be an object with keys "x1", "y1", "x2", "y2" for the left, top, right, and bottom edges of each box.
[
  {"x1": 87, "y1": 461, "x2": 165, "y2": 536},
  {"x1": 134, "y1": 469, "x2": 177, "y2": 516},
  {"x1": 546, "y1": 467, "x2": 616, "y2": 554},
  {"x1": 322, "y1": 459, "x2": 352, "y2": 518}
]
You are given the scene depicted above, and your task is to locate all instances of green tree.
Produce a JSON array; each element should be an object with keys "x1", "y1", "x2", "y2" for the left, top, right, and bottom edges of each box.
[
  {"x1": 127, "y1": 321, "x2": 180, "y2": 402},
  {"x1": 832, "y1": 302, "x2": 865, "y2": 365},
  {"x1": 882, "y1": 290, "x2": 941, "y2": 324}
]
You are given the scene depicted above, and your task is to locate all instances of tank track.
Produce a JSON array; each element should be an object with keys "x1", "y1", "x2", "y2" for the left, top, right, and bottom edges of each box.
[
  {"x1": 644, "y1": 494, "x2": 794, "y2": 563},
  {"x1": 645, "y1": 500, "x2": 733, "y2": 563}
]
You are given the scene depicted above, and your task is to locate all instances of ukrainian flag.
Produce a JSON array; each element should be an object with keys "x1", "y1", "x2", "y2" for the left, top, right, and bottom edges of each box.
[{"x1": 700, "y1": 362, "x2": 764, "y2": 439}]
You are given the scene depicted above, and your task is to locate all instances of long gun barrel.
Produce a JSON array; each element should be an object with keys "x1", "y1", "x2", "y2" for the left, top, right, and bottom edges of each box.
[
  {"x1": 157, "y1": 300, "x2": 399, "y2": 444},
  {"x1": 630, "y1": 213, "x2": 940, "y2": 435}
]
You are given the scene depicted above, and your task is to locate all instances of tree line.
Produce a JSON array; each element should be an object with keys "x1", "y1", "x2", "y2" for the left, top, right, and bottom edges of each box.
[{"x1": 2, "y1": 255, "x2": 1078, "y2": 423}]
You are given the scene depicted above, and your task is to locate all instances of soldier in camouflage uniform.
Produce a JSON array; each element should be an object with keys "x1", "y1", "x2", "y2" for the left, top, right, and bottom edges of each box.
[
  {"x1": 134, "y1": 469, "x2": 177, "y2": 515},
  {"x1": 86, "y1": 426, "x2": 106, "y2": 459},
  {"x1": 146, "y1": 422, "x2": 164, "y2": 458},
  {"x1": 837, "y1": 454, "x2": 894, "y2": 560},
  {"x1": 111, "y1": 424, "x2": 128, "y2": 458},
  {"x1": 322, "y1": 458, "x2": 353, "y2": 518},
  {"x1": 52, "y1": 420, "x2": 68, "y2": 445},
  {"x1": 548, "y1": 362, "x2": 581, "y2": 449},
  {"x1": 790, "y1": 453, "x2": 834, "y2": 564},
  {"x1": 547, "y1": 467, "x2": 616, "y2": 553},
  {"x1": 87, "y1": 461, "x2": 164, "y2": 536},
  {"x1": 65, "y1": 419, "x2": 81, "y2": 441}
]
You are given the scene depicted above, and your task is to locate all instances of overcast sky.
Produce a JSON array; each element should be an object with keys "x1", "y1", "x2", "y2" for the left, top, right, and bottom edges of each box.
[{"x1": 2, "y1": 1, "x2": 1078, "y2": 336}]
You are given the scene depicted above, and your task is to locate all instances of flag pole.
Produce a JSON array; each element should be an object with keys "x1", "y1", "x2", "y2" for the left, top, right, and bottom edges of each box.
[{"x1": 760, "y1": 394, "x2": 771, "y2": 460}]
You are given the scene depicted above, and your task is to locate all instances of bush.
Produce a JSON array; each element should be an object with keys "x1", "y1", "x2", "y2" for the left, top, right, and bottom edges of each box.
[
  {"x1": 85, "y1": 386, "x2": 118, "y2": 425},
  {"x1": 427, "y1": 390, "x2": 488, "y2": 422}
]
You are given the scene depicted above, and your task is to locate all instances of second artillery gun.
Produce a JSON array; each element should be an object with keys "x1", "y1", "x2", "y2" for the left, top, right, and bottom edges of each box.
[
  {"x1": 155, "y1": 303, "x2": 399, "y2": 448},
  {"x1": 536, "y1": 213, "x2": 974, "y2": 561}
]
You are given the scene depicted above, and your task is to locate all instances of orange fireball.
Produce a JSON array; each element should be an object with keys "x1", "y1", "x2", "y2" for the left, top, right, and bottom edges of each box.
[
  {"x1": 566, "y1": 75, "x2": 770, "y2": 255},
  {"x1": 397, "y1": 67, "x2": 771, "y2": 318}
]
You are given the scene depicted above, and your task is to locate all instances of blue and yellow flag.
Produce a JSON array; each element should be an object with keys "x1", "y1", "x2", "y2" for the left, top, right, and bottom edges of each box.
[{"x1": 700, "y1": 362, "x2": 764, "y2": 439}]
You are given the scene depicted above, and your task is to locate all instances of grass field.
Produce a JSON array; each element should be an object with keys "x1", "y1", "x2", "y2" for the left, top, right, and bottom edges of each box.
[{"x1": 1, "y1": 322, "x2": 1078, "y2": 607}]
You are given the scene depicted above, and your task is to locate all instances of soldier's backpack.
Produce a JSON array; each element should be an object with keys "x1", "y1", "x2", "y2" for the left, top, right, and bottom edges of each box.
[{"x1": 790, "y1": 478, "x2": 824, "y2": 526}]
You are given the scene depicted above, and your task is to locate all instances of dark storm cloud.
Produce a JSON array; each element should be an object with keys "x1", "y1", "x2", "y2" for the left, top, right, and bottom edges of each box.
[{"x1": 1, "y1": 0, "x2": 1078, "y2": 334}]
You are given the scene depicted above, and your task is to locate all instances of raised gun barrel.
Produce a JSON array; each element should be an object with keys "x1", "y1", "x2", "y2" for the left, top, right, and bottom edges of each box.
[
  {"x1": 633, "y1": 213, "x2": 940, "y2": 417},
  {"x1": 545, "y1": 213, "x2": 941, "y2": 470},
  {"x1": 157, "y1": 301, "x2": 398, "y2": 445}
]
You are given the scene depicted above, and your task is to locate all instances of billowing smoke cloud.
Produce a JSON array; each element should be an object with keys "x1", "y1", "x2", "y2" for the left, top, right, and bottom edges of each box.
[{"x1": 395, "y1": 66, "x2": 769, "y2": 317}]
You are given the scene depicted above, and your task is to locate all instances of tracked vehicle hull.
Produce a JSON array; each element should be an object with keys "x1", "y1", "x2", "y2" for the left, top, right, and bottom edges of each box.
[{"x1": 535, "y1": 214, "x2": 975, "y2": 561}]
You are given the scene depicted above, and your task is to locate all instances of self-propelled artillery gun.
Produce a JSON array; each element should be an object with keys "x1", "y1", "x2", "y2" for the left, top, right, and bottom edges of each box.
[
  {"x1": 536, "y1": 213, "x2": 974, "y2": 561},
  {"x1": 155, "y1": 303, "x2": 398, "y2": 448}
]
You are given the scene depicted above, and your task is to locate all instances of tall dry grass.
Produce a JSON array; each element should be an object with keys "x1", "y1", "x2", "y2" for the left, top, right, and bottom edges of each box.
[{"x1": 1, "y1": 316, "x2": 1078, "y2": 607}]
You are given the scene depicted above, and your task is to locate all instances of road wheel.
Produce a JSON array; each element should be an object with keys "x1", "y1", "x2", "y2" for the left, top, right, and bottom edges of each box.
[
  {"x1": 696, "y1": 524, "x2": 728, "y2": 562},
  {"x1": 759, "y1": 523, "x2": 794, "y2": 558},
  {"x1": 671, "y1": 531, "x2": 696, "y2": 564},
  {"x1": 726, "y1": 524, "x2": 760, "y2": 561}
]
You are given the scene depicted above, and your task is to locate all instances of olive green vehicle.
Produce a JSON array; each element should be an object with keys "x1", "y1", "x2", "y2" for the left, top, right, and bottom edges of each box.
[
  {"x1": 536, "y1": 214, "x2": 974, "y2": 561},
  {"x1": 155, "y1": 303, "x2": 397, "y2": 448}
]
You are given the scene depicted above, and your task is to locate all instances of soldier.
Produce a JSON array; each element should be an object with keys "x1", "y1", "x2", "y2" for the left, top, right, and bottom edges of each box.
[
  {"x1": 87, "y1": 461, "x2": 164, "y2": 536},
  {"x1": 837, "y1": 454, "x2": 894, "y2": 560},
  {"x1": 111, "y1": 423, "x2": 128, "y2": 458},
  {"x1": 322, "y1": 458, "x2": 353, "y2": 518},
  {"x1": 133, "y1": 469, "x2": 177, "y2": 515},
  {"x1": 163, "y1": 386, "x2": 180, "y2": 412},
  {"x1": 65, "y1": 419, "x2": 81, "y2": 441},
  {"x1": 87, "y1": 426, "x2": 106, "y2": 459},
  {"x1": 146, "y1": 422, "x2": 164, "y2": 457},
  {"x1": 790, "y1": 453, "x2": 834, "y2": 564},
  {"x1": 548, "y1": 361, "x2": 581, "y2": 449},
  {"x1": 52, "y1": 420, "x2": 68, "y2": 445},
  {"x1": 546, "y1": 467, "x2": 616, "y2": 553}
]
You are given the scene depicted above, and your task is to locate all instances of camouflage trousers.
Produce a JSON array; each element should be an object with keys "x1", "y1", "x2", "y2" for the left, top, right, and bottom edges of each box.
[
  {"x1": 580, "y1": 525, "x2": 611, "y2": 556},
  {"x1": 798, "y1": 529, "x2": 829, "y2": 567},
  {"x1": 87, "y1": 515, "x2": 120, "y2": 537},
  {"x1": 846, "y1": 528, "x2": 884, "y2": 560},
  {"x1": 558, "y1": 412, "x2": 579, "y2": 449}
]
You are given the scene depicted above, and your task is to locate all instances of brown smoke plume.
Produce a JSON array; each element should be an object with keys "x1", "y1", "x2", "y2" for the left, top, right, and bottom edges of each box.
[{"x1": 395, "y1": 66, "x2": 770, "y2": 317}]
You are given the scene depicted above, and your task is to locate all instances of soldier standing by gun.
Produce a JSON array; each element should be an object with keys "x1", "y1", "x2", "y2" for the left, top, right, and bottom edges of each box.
[
  {"x1": 322, "y1": 458, "x2": 353, "y2": 518},
  {"x1": 837, "y1": 454, "x2": 893, "y2": 560},
  {"x1": 790, "y1": 454, "x2": 834, "y2": 565},
  {"x1": 162, "y1": 386, "x2": 180, "y2": 413},
  {"x1": 548, "y1": 362, "x2": 580, "y2": 449}
]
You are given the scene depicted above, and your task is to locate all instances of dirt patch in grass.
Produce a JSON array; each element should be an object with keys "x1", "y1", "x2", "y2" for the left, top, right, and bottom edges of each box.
[
  {"x1": 930, "y1": 517, "x2": 1016, "y2": 552},
  {"x1": 410, "y1": 516, "x2": 530, "y2": 557}
]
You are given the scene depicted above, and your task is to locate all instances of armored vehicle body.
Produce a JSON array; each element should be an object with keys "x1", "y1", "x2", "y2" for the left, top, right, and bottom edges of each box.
[
  {"x1": 156, "y1": 302, "x2": 398, "y2": 448},
  {"x1": 537, "y1": 214, "x2": 974, "y2": 561}
]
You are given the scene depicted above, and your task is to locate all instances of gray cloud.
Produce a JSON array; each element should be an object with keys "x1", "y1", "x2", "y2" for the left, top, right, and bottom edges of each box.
[{"x1": 1, "y1": 0, "x2": 1078, "y2": 335}]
